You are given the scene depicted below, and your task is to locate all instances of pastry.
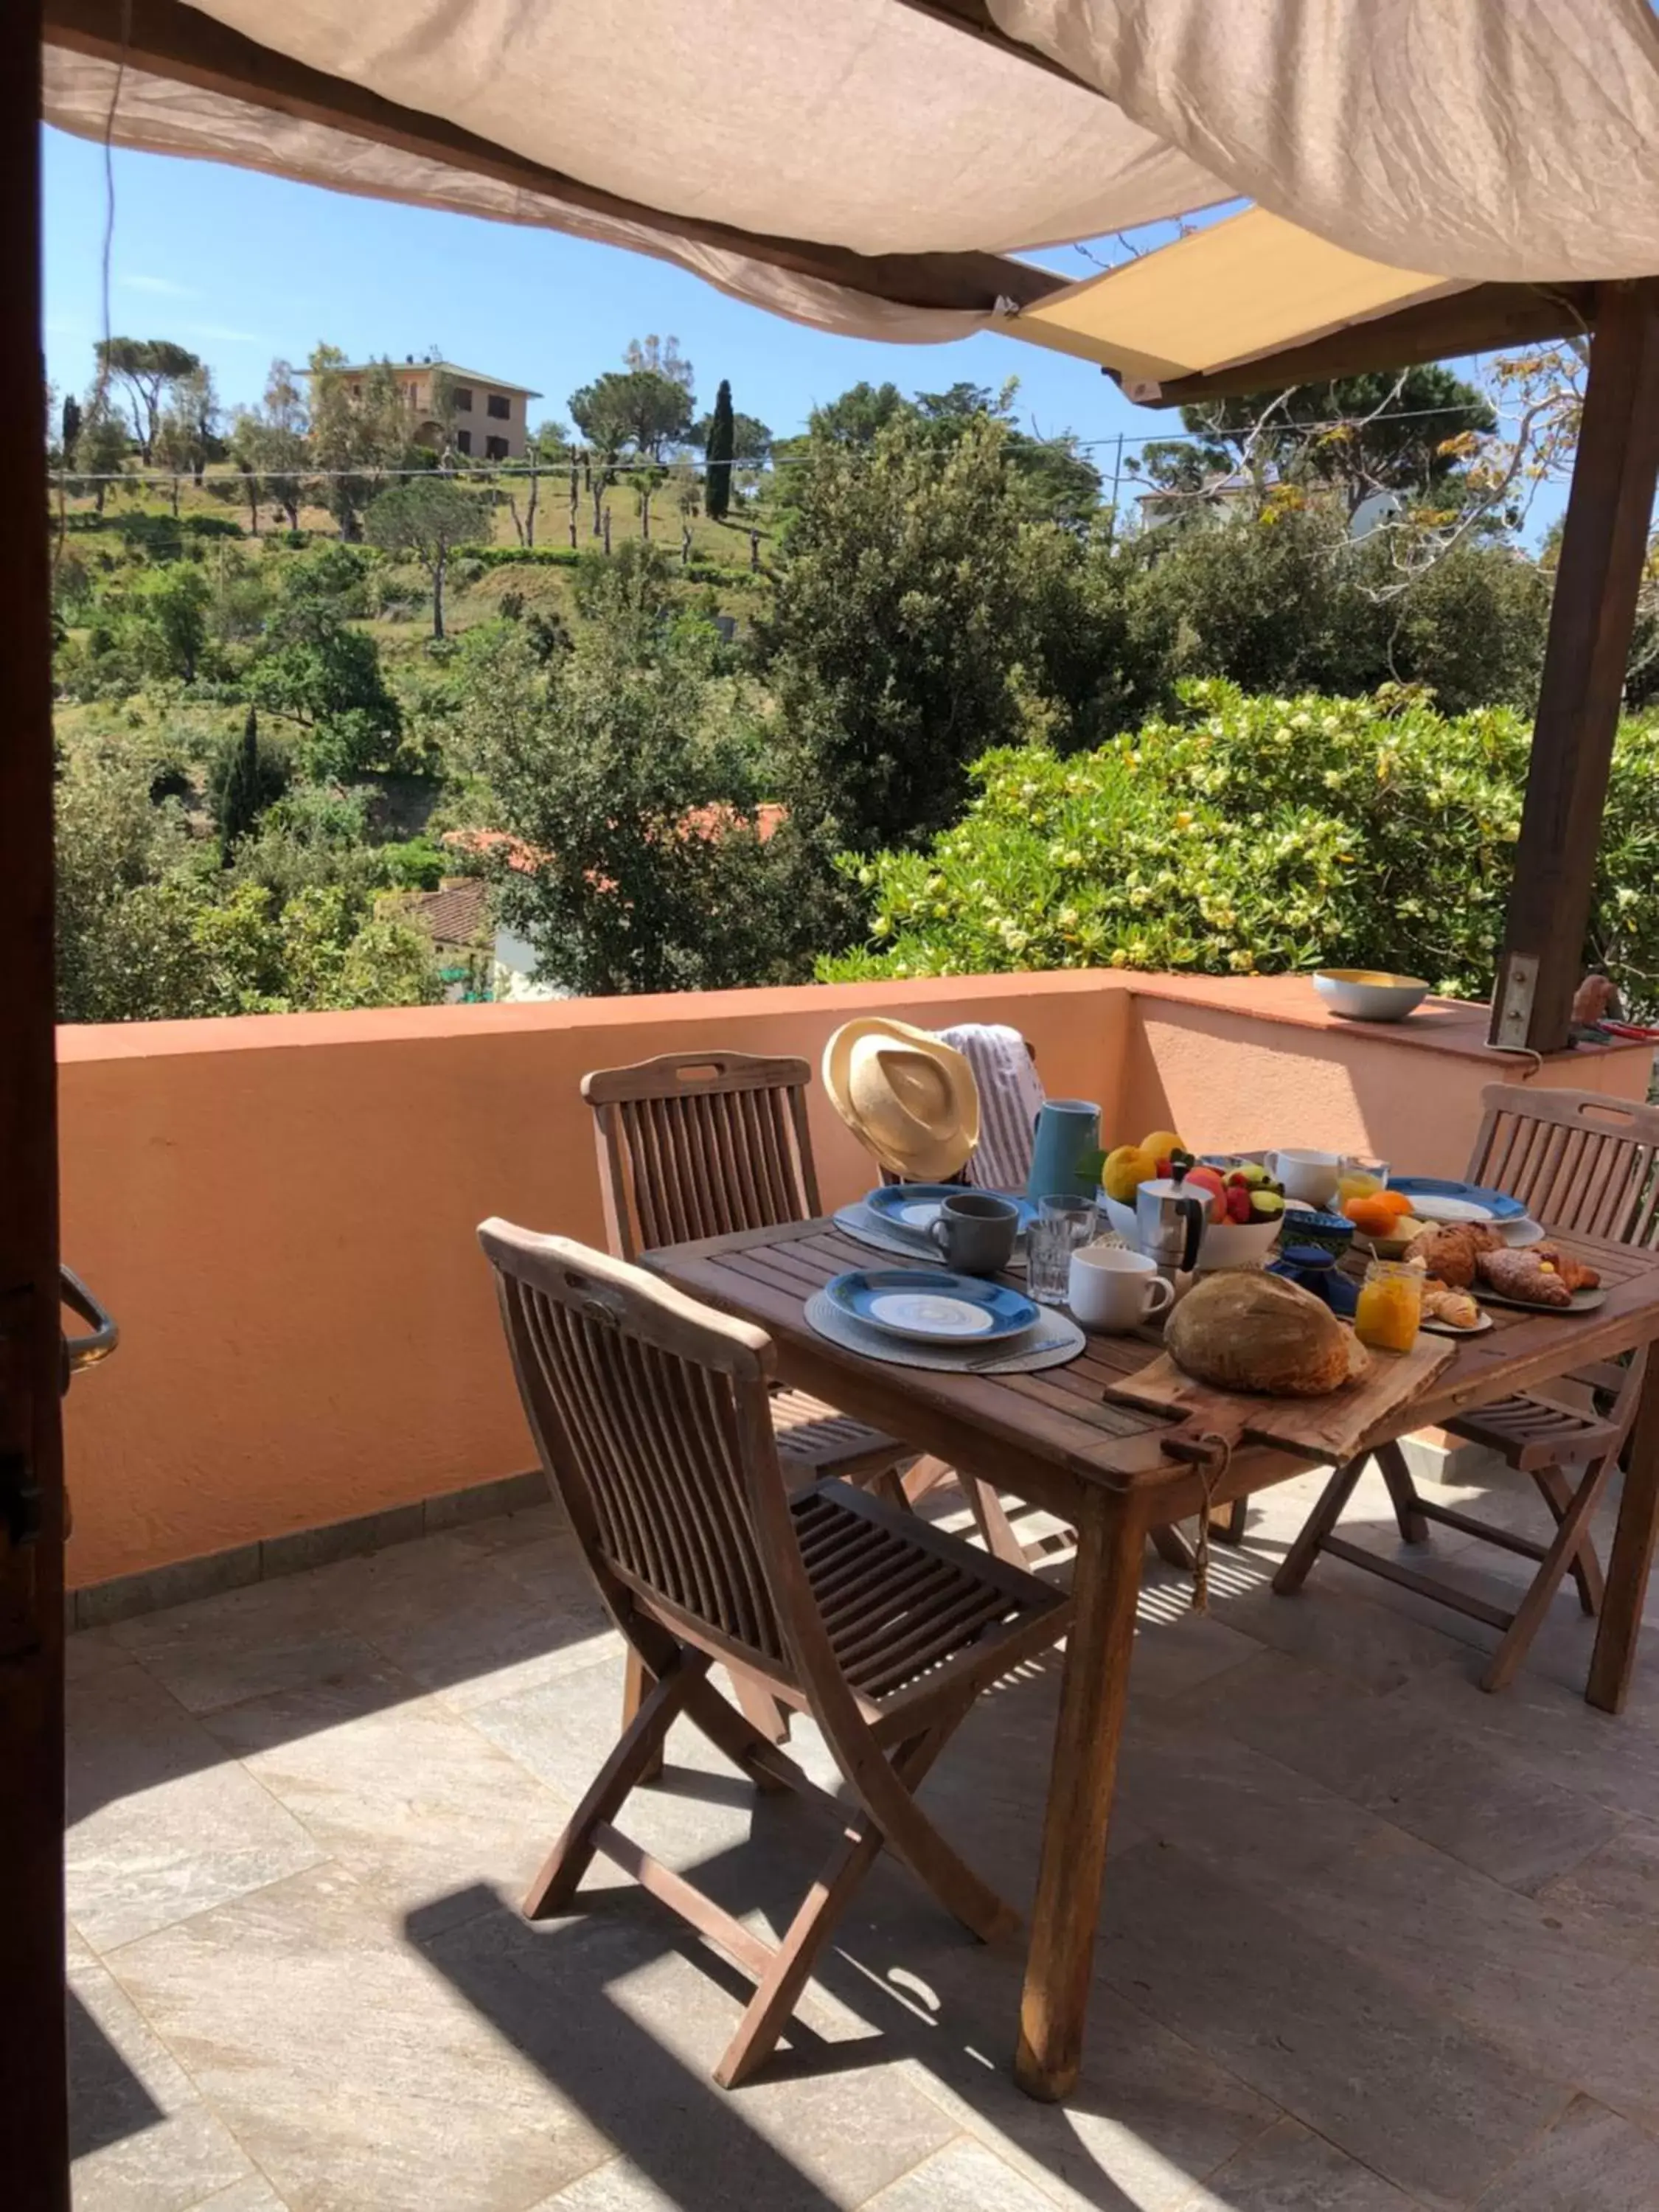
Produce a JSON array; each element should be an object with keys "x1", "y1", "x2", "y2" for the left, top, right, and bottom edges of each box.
[
  {"x1": 1166, "y1": 1271, "x2": 1368, "y2": 1397},
  {"x1": 1421, "y1": 1279, "x2": 1481, "y2": 1329},
  {"x1": 1476, "y1": 1246, "x2": 1574, "y2": 1307},
  {"x1": 1402, "y1": 1222, "x2": 1500, "y2": 1288}
]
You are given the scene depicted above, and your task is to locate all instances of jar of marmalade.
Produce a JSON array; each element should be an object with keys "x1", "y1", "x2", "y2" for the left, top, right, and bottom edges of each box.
[{"x1": 1354, "y1": 1258, "x2": 1422, "y2": 1353}]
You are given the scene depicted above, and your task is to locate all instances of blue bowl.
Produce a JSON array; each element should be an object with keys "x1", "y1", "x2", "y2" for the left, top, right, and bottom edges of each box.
[{"x1": 1284, "y1": 1208, "x2": 1354, "y2": 1258}]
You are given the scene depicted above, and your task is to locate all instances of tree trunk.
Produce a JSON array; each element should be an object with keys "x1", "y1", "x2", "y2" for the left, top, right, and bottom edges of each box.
[
  {"x1": 681, "y1": 521, "x2": 692, "y2": 565},
  {"x1": 591, "y1": 481, "x2": 604, "y2": 538},
  {"x1": 640, "y1": 490, "x2": 651, "y2": 540},
  {"x1": 506, "y1": 493, "x2": 525, "y2": 547},
  {"x1": 603, "y1": 508, "x2": 612, "y2": 555},
  {"x1": 749, "y1": 529, "x2": 760, "y2": 571},
  {"x1": 432, "y1": 549, "x2": 445, "y2": 640},
  {"x1": 170, "y1": 475, "x2": 180, "y2": 519},
  {"x1": 243, "y1": 471, "x2": 260, "y2": 537},
  {"x1": 524, "y1": 465, "x2": 538, "y2": 549}
]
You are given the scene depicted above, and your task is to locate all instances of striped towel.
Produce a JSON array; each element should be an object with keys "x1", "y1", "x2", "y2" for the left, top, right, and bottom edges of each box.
[{"x1": 937, "y1": 1023, "x2": 1046, "y2": 1194}]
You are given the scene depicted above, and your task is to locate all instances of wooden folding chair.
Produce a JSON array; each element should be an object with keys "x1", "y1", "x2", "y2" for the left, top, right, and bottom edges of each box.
[
  {"x1": 1277, "y1": 1087, "x2": 1659, "y2": 1691},
  {"x1": 479, "y1": 1222, "x2": 1069, "y2": 2087}
]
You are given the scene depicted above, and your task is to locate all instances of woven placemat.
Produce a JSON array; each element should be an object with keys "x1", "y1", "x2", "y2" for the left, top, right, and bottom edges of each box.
[{"x1": 804, "y1": 1289, "x2": 1085, "y2": 1374}]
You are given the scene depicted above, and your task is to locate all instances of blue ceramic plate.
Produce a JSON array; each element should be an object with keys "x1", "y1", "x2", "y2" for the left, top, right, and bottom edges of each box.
[
  {"x1": 824, "y1": 1268, "x2": 1040, "y2": 1345},
  {"x1": 864, "y1": 1186, "x2": 1037, "y2": 1241},
  {"x1": 1388, "y1": 1176, "x2": 1526, "y2": 1223}
]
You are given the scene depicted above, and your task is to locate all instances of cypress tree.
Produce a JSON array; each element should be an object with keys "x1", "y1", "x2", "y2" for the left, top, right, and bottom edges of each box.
[
  {"x1": 705, "y1": 378, "x2": 736, "y2": 522},
  {"x1": 215, "y1": 706, "x2": 278, "y2": 858}
]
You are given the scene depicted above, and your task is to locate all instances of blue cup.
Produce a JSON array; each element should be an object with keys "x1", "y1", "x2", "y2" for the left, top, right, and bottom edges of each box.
[{"x1": 1026, "y1": 1099, "x2": 1102, "y2": 1205}]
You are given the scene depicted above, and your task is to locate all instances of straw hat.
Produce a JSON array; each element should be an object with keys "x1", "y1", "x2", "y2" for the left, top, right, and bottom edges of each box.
[{"x1": 821, "y1": 1018, "x2": 980, "y2": 1182}]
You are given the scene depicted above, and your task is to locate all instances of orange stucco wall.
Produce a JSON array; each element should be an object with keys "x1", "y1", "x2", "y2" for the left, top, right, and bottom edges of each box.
[{"x1": 58, "y1": 973, "x2": 1651, "y2": 1587}]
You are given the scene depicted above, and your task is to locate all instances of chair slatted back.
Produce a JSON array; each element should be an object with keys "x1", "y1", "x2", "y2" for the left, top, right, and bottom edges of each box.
[
  {"x1": 1468, "y1": 1085, "x2": 1659, "y2": 1247},
  {"x1": 481, "y1": 1221, "x2": 789, "y2": 1665},
  {"x1": 583, "y1": 1052, "x2": 821, "y2": 1261}
]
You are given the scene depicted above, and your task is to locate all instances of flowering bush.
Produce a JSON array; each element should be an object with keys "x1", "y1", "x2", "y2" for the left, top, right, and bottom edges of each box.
[{"x1": 822, "y1": 680, "x2": 1659, "y2": 1010}]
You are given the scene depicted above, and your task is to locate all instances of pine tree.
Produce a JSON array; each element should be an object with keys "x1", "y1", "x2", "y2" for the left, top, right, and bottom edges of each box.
[{"x1": 705, "y1": 378, "x2": 736, "y2": 523}]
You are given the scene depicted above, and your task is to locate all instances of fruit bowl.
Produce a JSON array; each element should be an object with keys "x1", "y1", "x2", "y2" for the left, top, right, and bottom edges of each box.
[
  {"x1": 1312, "y1": 968, "x2": 1430, "y2": 1023},
  {"x1": 1101, "y1": 1194, "x2": 1284, "y2": 1270},
  {"x1": 1193, "y1": 1214, "x2": 1286, "y2": 1271}
]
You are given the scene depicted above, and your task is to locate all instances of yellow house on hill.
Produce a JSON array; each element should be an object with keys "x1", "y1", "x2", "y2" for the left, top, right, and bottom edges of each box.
[{"x1": 330, "y1": 356, "x2": 541, "y2": 462}]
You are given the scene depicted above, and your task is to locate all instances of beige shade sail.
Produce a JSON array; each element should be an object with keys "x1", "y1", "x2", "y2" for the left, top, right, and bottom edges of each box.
[
  {"x1": 41, "y1": 0, "x2": 1659, "y2": 361},
  {"x1": 1008, "y1": 211, "x2": 1461, "y2": 400}
]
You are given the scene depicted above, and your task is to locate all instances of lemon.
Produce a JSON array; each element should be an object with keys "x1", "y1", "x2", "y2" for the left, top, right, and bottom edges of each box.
[{"x1": 1102, "y1": 1144, "x2": 1157, "y2": 1205}]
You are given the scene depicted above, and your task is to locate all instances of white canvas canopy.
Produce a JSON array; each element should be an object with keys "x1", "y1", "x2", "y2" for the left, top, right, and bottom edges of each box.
[{"x1": 42, "y1": 0, "x2": 1659, "y2": 372}]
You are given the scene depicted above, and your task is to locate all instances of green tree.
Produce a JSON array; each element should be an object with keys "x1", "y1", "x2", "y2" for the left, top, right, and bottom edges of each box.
[
  {"x1": 74, "y1": 392, "x2": 130, "y2": 513},
  {"x1": 306, "y1": 345, "x2": 413, "y2": 540},
  {"x1": 210, "y1": 707, "x2": 291, "y2": 855},
  {"x1": 93, "y1": 337, "x2": 202, "y2": 462},
  {"x1": 1173, "y1": 366, "x2": 1498, "y2": 515},
  {"x1": 456, "y1": 607, "x2": 840, "y2": 995},
  {"x1": 704, "y1": 378, "x2": 736, "y2": 521},
  {"x1": 231, "y1": 358, "x2": 310, "y2": 532},
  {"x1": 761, "y1": 411, "x2": 1043, "y2": 853},
  {"x1": 364, "y1": 476, "x2": 481, "y2": 637},
  {"x1": 60, "y1": 392, "x2": 82, "y2": 458},
  {"x1": 126, "y1": 562, "x2": 212, "y2": 683},
  {"x1": 246, "y1": 556, "x2": 401, "y2": 777},
  {"x1": 569, "y1": 335, "x2": 696, "y2": 466}
]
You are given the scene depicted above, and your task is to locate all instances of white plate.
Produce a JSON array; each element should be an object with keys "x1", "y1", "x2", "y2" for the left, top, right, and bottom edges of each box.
[
  {"x1": 1405, "y1": 1193, "x2": 1494, "y2": 1223},
  {"x1": 887, "y1": 1198, "x2": 944, "y2": 1231},
  {"x1": 1420, "y1": 1310, "x2": 1495, "y2": 1337},
  {"x1": 1497, "y1": 1217, "x2": 1545, "y2": 1248},
  {"x1": 865, "y1": 1291, "x2": 997, "y2": 1338}
]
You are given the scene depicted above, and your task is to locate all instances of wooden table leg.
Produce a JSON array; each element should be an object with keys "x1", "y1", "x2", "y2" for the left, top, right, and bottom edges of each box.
[
  {"x1": 1015, "y1": 1489, "x2": 1143, "y2": 2101},
  {"x1": 1588, "y1": 1351, "x2": 1659, "y2": 1713}
]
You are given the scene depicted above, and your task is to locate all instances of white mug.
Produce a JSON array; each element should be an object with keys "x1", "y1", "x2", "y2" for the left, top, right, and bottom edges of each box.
[
  {"x1": 1068, "y1": 1242, "x2": 1174, "y2": 1332},
  {"x1": 1266, "y1": 1148, "x2": 1341, "y2": 1207}
]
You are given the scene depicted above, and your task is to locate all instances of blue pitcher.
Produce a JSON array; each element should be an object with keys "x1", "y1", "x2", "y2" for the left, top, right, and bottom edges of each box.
[{"x1": 1026, "y1": 1099, "x2": 1102, "y2": 1204}]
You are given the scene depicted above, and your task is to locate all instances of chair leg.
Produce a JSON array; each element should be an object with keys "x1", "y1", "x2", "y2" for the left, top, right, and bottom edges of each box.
[
  {"x1": 1150, "y1": 1520, "x2": 1194, "y2": 1570},
  {"x1": 526, "y1": 1651, "x2": 706, "y2": 1918},
  {"x1": 1211, "y1": 1497, "x2": 1248, "y2": 1547},
  {"x1": 622, "y1": 1647, "x2": 665, "y2": 1784},
  {"x1": 714, "y1": 1720, "x2": 961, "y2": 2090},
  {"x1": 1273, "y1": 1453, "x2": 1369, "y2": 1594},
  {"x1": 1482, "y1": 1458, "x2": 1620, "y2": 1694},
  {"x1": 1374, "y1": 1439, "x2": 1429, "y2": 1545},
  {"x1": 965, "y1": 1478, "x2": 1029, "y2": 1567},
  {"x1": 731, "y1": 1669, "x2": 793, "y2": 1749},
  {"x1": 1531, "y1": 1461, "x2": 1605, "y2": 1615}
]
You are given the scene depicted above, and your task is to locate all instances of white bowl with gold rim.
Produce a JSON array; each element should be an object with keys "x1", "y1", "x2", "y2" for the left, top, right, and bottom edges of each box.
[{"x1": 1312, "y1": 968, "x2": 1430, "y2": 1023}]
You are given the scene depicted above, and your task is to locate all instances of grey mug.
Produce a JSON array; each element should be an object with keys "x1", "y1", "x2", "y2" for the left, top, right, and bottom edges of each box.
[{"x1": 928, "y1": 1192, "x2": 1019, "y2": 1275}]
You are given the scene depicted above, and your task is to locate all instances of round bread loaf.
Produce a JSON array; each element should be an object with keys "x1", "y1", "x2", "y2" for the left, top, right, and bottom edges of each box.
[{"x1": 1165, "y1": 1270, "x2": 1365, "y2": 1397}]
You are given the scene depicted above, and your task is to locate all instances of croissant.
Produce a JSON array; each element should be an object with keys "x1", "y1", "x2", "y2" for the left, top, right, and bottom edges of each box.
[
  {"x1": 1538, "y1": 1242, "x2": 1599, "y2": 1293},
  {"x1": 1477, "y1": 1246, "x2": 1573, "y2": 1307},
  {"x1": 1403, "y1": 1222, "x2": 1500, "y2": 1289},
  {"x1": 1422, "y1": 1280, "x2": 1481, "y2": 1329}
]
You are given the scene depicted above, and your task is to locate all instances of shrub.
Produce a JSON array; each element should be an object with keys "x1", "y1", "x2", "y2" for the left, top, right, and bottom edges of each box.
[{"x1": 823, "y1": 679, "x2": 1659, "y2": 1011}]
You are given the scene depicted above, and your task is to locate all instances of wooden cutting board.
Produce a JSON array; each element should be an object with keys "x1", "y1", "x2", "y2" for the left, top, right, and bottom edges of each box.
[{"x1": 1102, "y1": 1332, "x2": 1456, "y2": 1464}]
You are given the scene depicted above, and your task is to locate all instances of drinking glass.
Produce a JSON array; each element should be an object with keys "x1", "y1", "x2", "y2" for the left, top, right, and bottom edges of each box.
[{"x1": 1027, "y1": 1193, "x2": 1097, "y2": 1305}]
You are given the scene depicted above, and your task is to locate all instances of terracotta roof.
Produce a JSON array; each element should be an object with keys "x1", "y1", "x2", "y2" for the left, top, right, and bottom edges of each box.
[{"x1": 400, "y1": 877, "x2": 492, "y2": 946}]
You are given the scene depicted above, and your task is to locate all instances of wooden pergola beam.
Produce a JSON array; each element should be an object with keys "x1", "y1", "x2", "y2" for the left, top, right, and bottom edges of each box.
[
  {"x1": 1490, "y1": 279, "x2": 1659, "y2": 1055},
  {"x1": 1131, "y1": 282, "x2": 1598, "y2": 406},
  {"x1": 43, "y1": 0, "x2": 1067, "y2": 317}
]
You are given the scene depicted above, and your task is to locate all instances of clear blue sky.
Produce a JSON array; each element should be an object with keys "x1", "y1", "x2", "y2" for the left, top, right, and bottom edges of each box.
[
  {"x1": 41, "y1": 123, "x2": 1566, "y2": 537},
  {"x1": 42, "y1": 127, "x2": 1164, "y2": 471}
]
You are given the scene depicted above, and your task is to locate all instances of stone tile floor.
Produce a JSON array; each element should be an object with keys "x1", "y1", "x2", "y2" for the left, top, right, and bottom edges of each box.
[{"x1": 65, "y1": 1454, "x2": 1659, "y2": 2212}]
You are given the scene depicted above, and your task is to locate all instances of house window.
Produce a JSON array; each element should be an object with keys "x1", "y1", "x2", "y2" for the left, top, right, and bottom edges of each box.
[
  {"x1": 453, "y1": 387, "x2": 473, "y2": 411},
  {"x1": 487, "y1": 392, "x2": 510, "y2": 420},
  {"x1": 456, "y1": 428, "x2": 473, "y2": 456},
  {"x1": 485, "y1": 434, "x2": 509, "y2": 462}
]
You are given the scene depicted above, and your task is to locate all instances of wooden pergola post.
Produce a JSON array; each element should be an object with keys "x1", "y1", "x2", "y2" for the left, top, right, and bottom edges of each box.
[{"x1": 1489, "y1": 279, "x2": 1659, "y2": 1054}]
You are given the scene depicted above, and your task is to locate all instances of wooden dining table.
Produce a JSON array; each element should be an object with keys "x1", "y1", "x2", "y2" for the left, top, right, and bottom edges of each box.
[{"x1": 645, "y1": 1214, "x2": 1659, "y2": 2102}]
